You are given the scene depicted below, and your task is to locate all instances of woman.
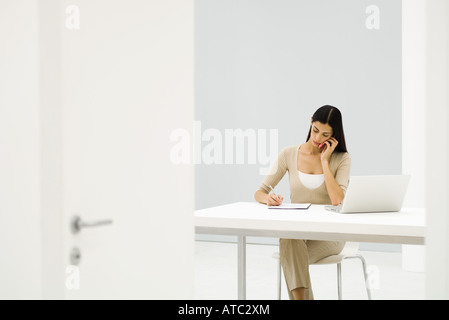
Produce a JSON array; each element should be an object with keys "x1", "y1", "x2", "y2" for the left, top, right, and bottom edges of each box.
[{"x1": 254, "y1": 105, "x2": 351, "y2": 300}]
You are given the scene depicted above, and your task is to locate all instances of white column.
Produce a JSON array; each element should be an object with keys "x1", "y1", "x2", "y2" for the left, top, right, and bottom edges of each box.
[
  {"x1": 425, "y1": 0, "x2": 449, "y2": 299},
  {"x1": 402, "y1": 0, "x2": 426, "y2": 273}
]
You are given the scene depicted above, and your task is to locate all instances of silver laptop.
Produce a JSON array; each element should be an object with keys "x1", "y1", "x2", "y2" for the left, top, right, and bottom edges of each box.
[{"x1": 326, "y1": 175, "x2": 410, "y2": 213}]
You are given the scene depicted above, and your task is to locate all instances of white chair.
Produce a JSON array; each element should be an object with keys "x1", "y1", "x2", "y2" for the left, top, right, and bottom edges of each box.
[{"x1": 273, "y1": 242, "x2": 372, "y2": 300}]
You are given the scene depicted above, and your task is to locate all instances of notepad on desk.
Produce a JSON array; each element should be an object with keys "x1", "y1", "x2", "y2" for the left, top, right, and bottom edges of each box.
[{"x1": 268, "y1": 203, "x2": 311, "y2": 210}]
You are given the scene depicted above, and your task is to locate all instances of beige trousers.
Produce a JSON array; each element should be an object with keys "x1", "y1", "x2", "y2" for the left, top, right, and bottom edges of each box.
[{"x1": 279, "y1": 239, "x2": 345, "y2": 300}]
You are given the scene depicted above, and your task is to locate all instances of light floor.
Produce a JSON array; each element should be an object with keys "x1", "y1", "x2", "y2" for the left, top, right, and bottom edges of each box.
[{"x1": 194, "y1": 241, "x2": 425, "y2": 300}]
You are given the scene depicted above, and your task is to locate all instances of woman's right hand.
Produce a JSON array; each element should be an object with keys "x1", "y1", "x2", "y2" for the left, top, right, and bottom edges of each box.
[{"x1": 267, "y1": 193, "x2": 284, "y2": 206}]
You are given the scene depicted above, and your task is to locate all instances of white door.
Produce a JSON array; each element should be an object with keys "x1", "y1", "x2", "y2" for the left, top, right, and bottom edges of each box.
[{"x1": 59, "y1": 0, "x2": 194, "y2": 299}]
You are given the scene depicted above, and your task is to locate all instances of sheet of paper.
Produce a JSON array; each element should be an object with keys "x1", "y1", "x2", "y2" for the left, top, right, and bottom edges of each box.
[{"x1": 268, "y1": 203, "x2": 311, "y2": 210}]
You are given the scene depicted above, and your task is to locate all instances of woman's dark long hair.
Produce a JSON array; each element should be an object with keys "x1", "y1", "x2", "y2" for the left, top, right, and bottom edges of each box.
[{"x1": 306, "y1": 105, "x2": 348, "y2": 153}]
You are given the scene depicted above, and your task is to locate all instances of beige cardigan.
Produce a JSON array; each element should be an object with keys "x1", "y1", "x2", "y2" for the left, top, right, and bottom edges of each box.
[{"x1": 259, "y1": 145, "x2": 351, "y2": 205}]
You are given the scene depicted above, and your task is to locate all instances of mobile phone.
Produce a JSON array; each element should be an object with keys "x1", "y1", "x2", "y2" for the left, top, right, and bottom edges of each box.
[{"x1": 319, "y1": 137, "x2": 333, "y2": 149}]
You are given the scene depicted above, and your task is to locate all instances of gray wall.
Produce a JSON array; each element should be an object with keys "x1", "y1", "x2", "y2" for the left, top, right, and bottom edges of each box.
[
  {"x1": 195, "y1": 0, "x2": 402, "y2": 211},
  {"x1": 194, "y1": 0, "x2": 402, "y2": 251}
]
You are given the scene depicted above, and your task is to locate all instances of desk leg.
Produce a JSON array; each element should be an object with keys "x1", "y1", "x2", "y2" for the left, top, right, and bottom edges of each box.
[{"x1": 237, "y1": 235, "x2": 246, "y2": 300}]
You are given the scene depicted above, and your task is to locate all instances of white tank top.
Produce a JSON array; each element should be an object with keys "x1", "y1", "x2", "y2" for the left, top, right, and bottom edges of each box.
[{"x1": 298, "y1": 171, "x2": 325, "y2": 190}]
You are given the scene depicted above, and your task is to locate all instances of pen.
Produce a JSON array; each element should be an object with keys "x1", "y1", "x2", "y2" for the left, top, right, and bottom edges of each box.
[{"x1": 269, "y1": 185, "x2": 280, "y2": 200}]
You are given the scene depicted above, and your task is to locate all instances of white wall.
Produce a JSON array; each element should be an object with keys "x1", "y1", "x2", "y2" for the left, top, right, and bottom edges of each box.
[
  {"x1": 39, "y1": 0, "x2": 65, "y2": 299},
  {"x1": 0, "y1": 0, "x2": 42, "y2": 299},
  {"x1": 425, "y1": 0, "x2": 449, "y2": 299}
]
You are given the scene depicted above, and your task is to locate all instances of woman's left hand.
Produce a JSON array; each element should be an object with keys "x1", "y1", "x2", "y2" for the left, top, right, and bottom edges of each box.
[{"x1": 320, "y1": 137, "x2": 338, "y2": 163}]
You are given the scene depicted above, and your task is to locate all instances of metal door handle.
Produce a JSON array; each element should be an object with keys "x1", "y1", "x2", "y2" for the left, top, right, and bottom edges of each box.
[{"x1": 71, "y1": 215, "x2": 113, "y2": 234}]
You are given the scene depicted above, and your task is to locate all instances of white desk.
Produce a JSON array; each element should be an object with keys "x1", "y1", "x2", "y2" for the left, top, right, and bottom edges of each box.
[{"x1": 195, "y1": 202, "x2": 425, "y2": 299}]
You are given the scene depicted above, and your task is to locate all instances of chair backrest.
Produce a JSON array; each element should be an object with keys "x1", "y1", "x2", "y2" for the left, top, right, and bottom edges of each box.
[{"x1": 340, "y1": 242, "x2": 359, "y2": 256}]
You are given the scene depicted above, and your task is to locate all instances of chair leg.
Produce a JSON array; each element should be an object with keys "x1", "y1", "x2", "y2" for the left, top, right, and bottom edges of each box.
[
  {"x1": 337, "y1": 263, "x2": 342, "y2": 300},
  {"x1": 356, "y1": 255, "x2": 372, "y2": 300},
  {"x1": 343, "y1": 255, "x2": 372, "y2": 300},
  {"x1": 277, "y1": 259, "x2": 282, "y2": 300}
]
